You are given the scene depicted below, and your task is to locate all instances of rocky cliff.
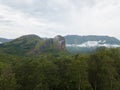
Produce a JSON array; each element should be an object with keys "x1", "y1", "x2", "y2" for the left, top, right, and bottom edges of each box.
[
  {"x1": 0, "y1": 35, "x2": 66, "y2": 55},
  {"x1": 54, "y1": 35, "x2": 66, "y2": 50},
  {"x1": 32, "y1": 35, "x2": 66, "y2": 54}
]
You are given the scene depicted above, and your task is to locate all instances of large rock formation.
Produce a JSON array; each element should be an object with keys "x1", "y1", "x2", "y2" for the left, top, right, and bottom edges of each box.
[
  {"x1": 36, "y1": 35, "x2": 66, "y2": 52},
  {"x1": 0, "y1": 34, "x2": 66, "y2": 55},
  {"x1": 54, "y1": 35, "x2": 66, "y2": 50}
]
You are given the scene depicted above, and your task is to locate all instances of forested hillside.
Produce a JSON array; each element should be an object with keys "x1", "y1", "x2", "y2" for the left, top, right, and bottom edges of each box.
[
  {"x1": 65, "y1": 35, "x2": 120, "y2": 53},
  {"x1": 0, "y1": 35, "x2": 66, "y2": 55},
  {"x1": 0, "y1": 48, "x2": 120, "y2": 90}
]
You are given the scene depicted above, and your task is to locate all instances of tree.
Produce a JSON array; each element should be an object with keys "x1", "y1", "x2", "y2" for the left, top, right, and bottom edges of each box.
[
  {"x1": 0, "y1": 62, "x2": 18, "y2": 90},
  {"x1": 89, "y1": 49, "x2": 120, "y2": 90},
  {"x1": 69, "y1": 54, "x2": 92, "y2": 90}
]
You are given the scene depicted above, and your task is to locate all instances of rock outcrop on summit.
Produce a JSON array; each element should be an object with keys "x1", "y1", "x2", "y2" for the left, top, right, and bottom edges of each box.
[
  {"x1": 54, "y1": 35, "x2": 66, "y2": 50},
  {"x1": 0, "y1": 34, "x2": 66, "y2": 55}
]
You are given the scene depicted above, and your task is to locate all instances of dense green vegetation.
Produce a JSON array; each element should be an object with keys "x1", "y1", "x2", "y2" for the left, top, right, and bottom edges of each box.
[
  {"x1": 0, "y1": 35, "x2": 66, "y2": 56},
  {"x1": 0, "y1": 35, "x2": 46, "y2": 55},
  {"x1": 0, "y1": 48, "x2": 120, "y2": 90}
]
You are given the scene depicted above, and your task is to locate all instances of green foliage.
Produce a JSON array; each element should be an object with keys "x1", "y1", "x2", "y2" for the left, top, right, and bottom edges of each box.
[
  {"x1": 0, "y1": 35, "x2": 44, "y2": 55},
  {"x1": 0, "y1": 62, "x2": 18, "y2": 90},
  {"x1": 0, "y1": 48, "x2": 120, "y2": 90},
  {"x1": 0, "y1": 35, "x2": 66, "y2": 56}
]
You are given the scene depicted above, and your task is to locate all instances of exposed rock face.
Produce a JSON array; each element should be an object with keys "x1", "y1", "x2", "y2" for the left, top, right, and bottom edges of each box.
[
  {"x1": 30, "y1": 35, "x2": 66, "y2": 54},
  {"x1": 54, "y1": 35, "x2": 66, "y2": 50},
  {"x1": 0, "y1": 34, "x2": 66, "y2": 55},
  {"x1": 39, "y1": 38, "x2": 53, "y2": 51},
  {"x1": 31, "y1": 35, "x2": 66, "y2": 54}
]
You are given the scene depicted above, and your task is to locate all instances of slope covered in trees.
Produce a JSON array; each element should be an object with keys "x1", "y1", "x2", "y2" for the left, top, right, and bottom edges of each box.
[
  {"x1": 0, "y1": 48, "x2": 120, "y2": 90},
  {"x1": 0, "y1": 35, "x2": 66, "y2": 55}
]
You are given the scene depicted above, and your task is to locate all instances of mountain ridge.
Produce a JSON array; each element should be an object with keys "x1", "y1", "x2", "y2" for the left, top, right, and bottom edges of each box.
[
  {"x1": 0, "y1": 34, "x2": 66, "y2": 55},
  {"x1": 0, "y1": 34, "x2": 120, "y2": 54},
  {"x1": 65, "y1": 35, "x2": 120, "y2": 44},
  {"x1": 64, "y1": 35, "x2": 120, "y2": 53},
  {"x1": 0, "y1": 37, "x2": 12, "y2": 43}
]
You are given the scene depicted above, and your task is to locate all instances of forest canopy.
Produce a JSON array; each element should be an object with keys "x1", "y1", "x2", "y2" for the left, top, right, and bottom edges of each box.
[{"x1": 0, "y1": 48, "x2": 120, "y2": 90}]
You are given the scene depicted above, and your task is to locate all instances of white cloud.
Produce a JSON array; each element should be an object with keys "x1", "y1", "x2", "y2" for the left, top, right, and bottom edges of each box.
[
  {"x1": 0, "y1": 0, "x2": 120, "y2": 39},
  {"x1": 0, "y1": 3, "x2": 64, "y2": 38},
  {"x1": 0, "y1": 0, "x2": 34, "y2": 5},
  {"x1": 61, "y1": 0, "x2": 120, "y2": 39},
  {"x1": 13, "y1": 0, "x2": 33, "y2": 4}
]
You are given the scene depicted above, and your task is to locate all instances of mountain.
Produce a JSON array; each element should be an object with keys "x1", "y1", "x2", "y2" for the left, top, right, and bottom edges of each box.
[
  {"x1": 0, "y1": 35, "x2": 66, "y2": 55},
  {"x1": 65, "y1": 35, "x2": 120, "y2": 53},
  {"x1": 0, "y1": 38, "x2": 12, "y2": 44},
  {"x1": 1, "y1": 34, "x2": 120, "y2": 54}
]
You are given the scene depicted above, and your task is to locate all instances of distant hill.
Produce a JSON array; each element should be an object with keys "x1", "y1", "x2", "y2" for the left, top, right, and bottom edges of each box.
[
  {"x1": 0, "y1": 38, "x2": 12, "y2": 44},
  {"x1": 0, "y1": 35, "x2": 66, "y2": 55},
  {"x1": 1, "y1": 35, "x2": 120, "y2": 54},
  {"x1": 65, "y1": 35, "x2": 120, "y2": 53},
  {"x1": 65, "y1": 35, "x2": 120, "y2": 44}
]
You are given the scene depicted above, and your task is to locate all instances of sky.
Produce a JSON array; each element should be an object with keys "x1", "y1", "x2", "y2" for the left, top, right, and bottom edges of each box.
[{"x1": 0, "y1": 0, "x2": 120, "y2": 39}]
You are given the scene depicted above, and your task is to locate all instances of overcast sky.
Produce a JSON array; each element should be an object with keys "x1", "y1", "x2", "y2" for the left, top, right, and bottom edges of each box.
[{"x1": 0, "y1": 0, "x2": 120, "y2": 39}]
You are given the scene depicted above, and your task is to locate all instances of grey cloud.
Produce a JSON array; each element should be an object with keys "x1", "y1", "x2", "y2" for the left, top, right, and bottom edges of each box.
[
  {"x1": 0, "y1": 0, "x2": 120, "y2": 39},
  {"x1": 0, "y1": 15, "x2": 14, "y2": 26}
]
